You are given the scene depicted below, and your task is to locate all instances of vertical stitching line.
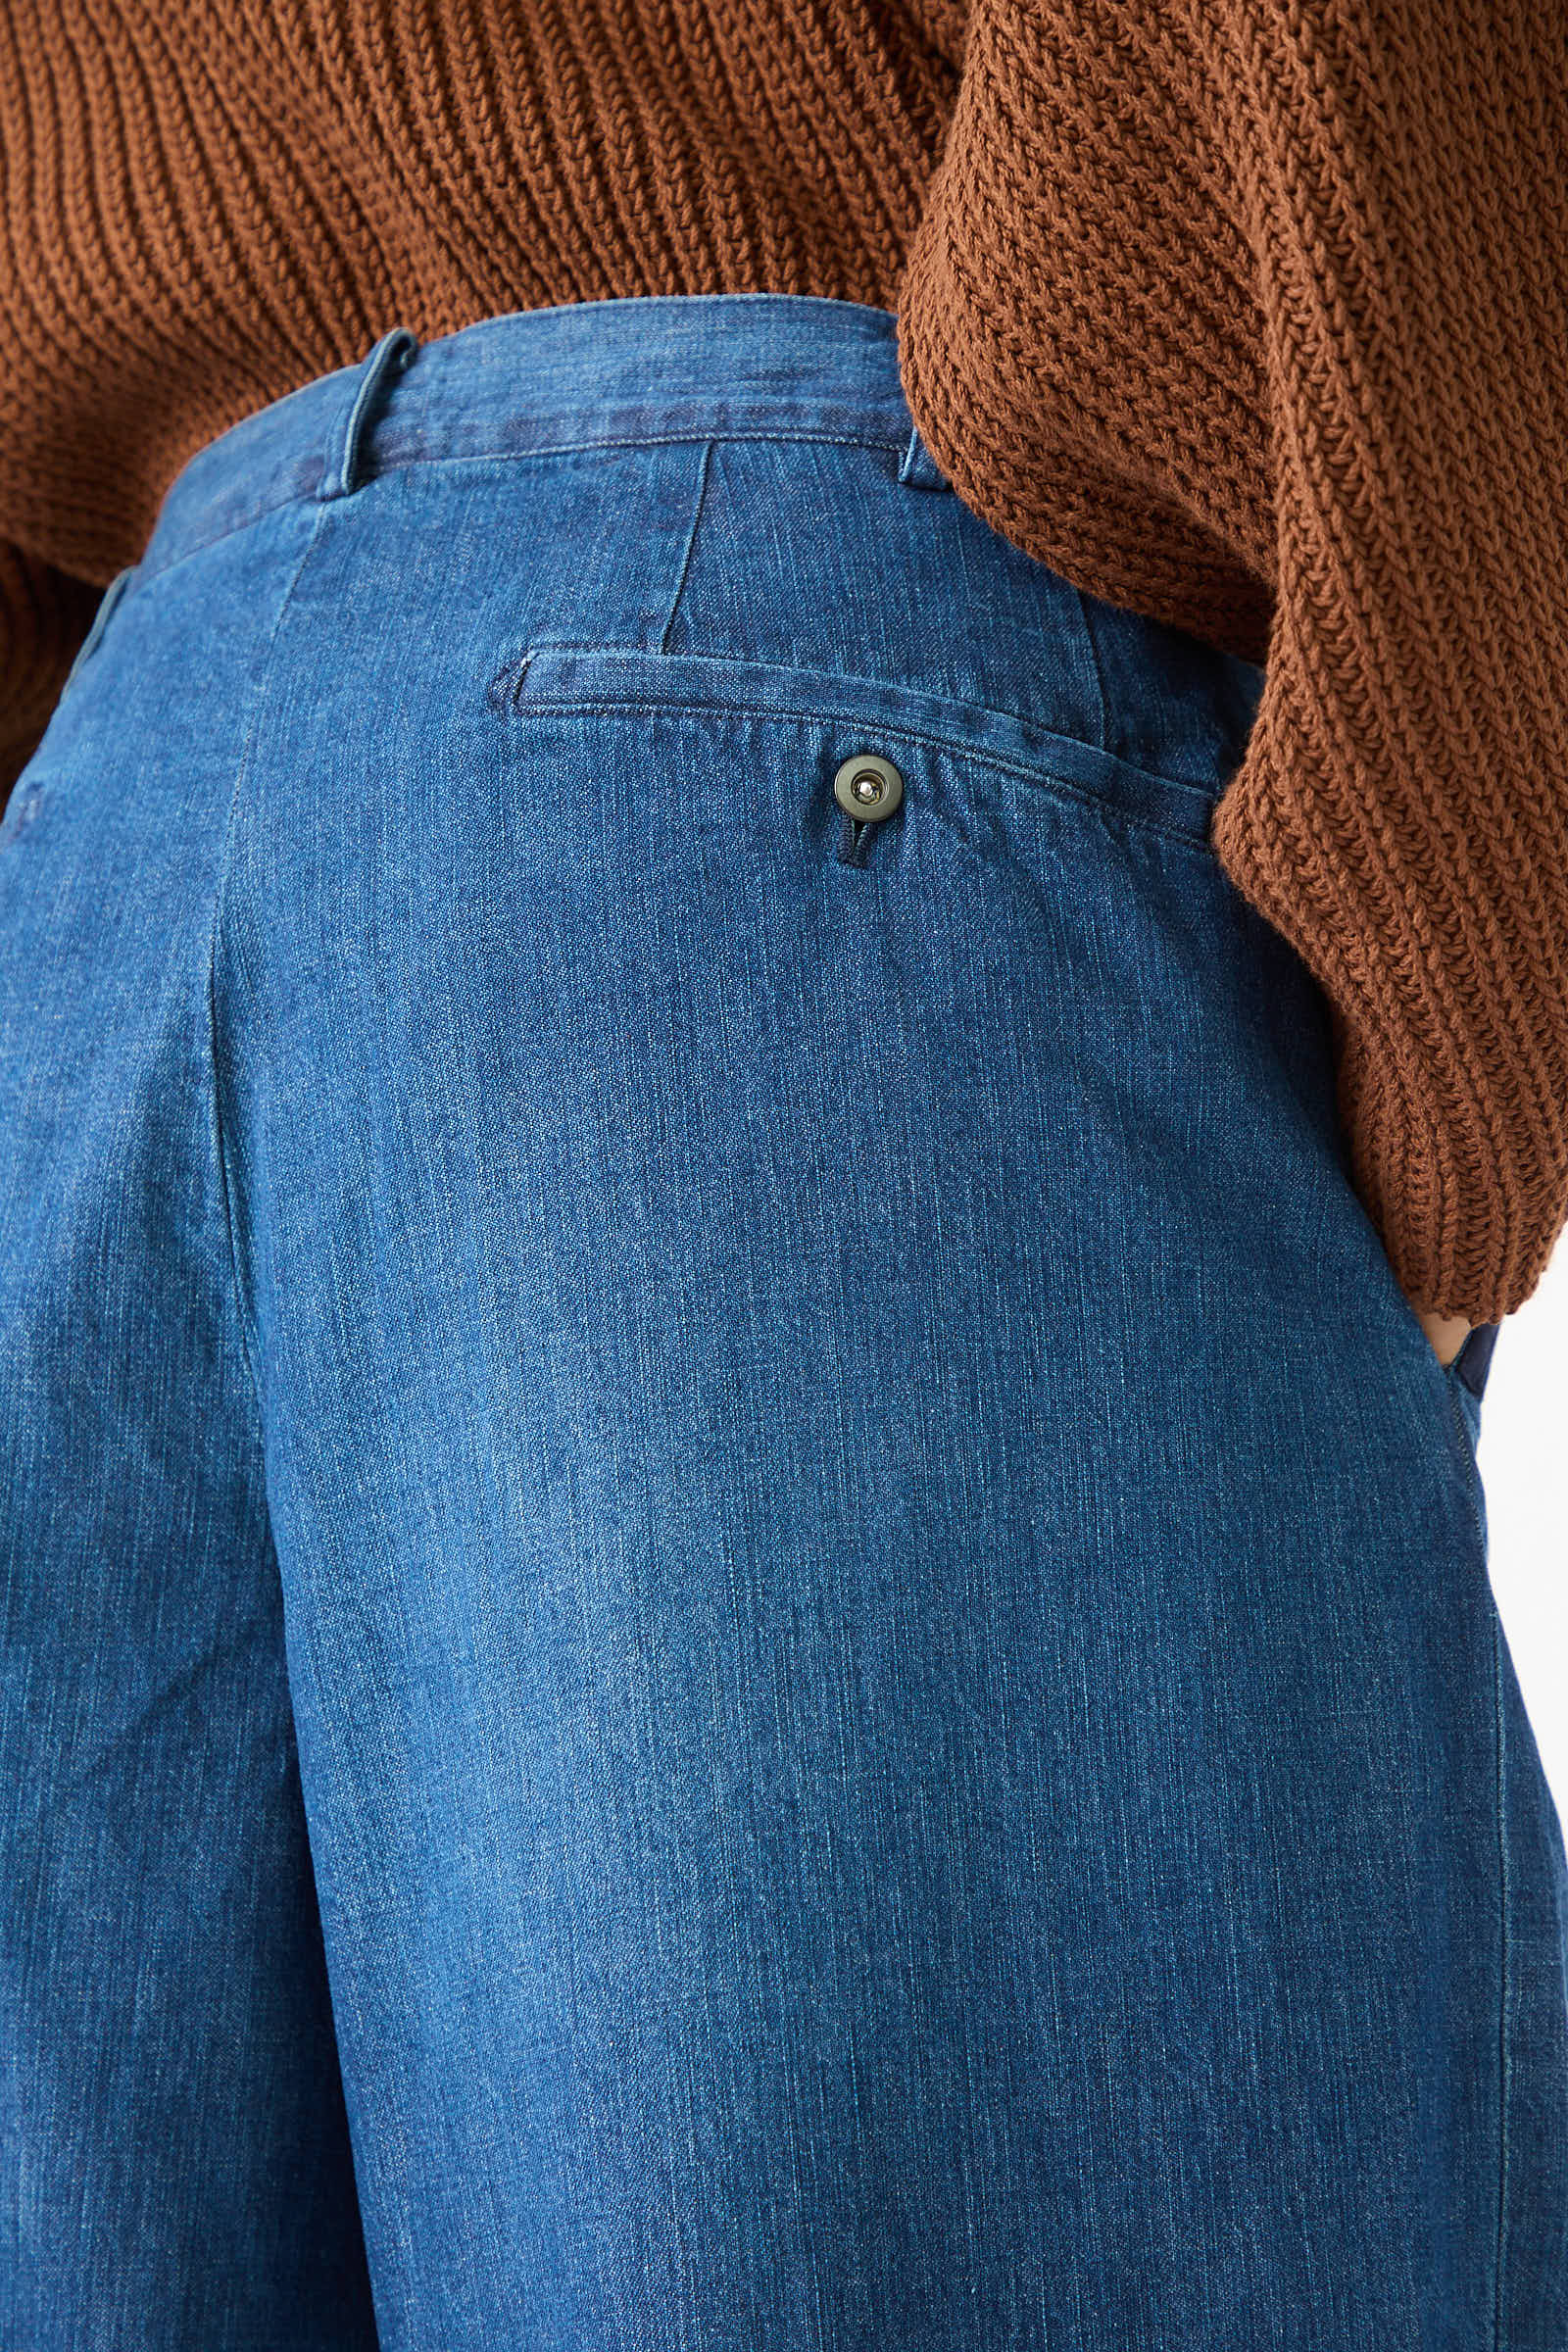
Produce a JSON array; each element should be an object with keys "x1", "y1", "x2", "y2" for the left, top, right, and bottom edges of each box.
[
  {"x1": 1444, "y1": 1373, "x2": 1490, "y2": 1557},
  {"x1": 660, "y1": 435, "x2": 714, "y2": 655},
  {"x1": 1070, "y1": 582, "x2": 1110, "y2": 754},
  {"x1": 207, "y1": 497, "x2": 332, "y2": 1416},
  {"x1": 1494, "y1": 1597, "x2": 1512, "y2": 2352}
]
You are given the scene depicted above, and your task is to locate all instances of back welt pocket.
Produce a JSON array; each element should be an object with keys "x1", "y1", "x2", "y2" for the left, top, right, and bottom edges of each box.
[{"x1": 487, "y1": 643, "x2": 1223, "y2": 849}]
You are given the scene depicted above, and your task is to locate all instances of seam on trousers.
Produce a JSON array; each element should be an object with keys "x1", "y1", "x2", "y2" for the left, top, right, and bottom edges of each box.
[
  {"x1": 1069, "y1": 581, "x2": 1112, "y2": 757},
  {"x1": 206, "y1": 496, "x2": 333, "y2": 1421},
  {"x1": 1442, "y1": 1371, "x2": 1490, "y2": 1560},
  {"x1": 659, "y1": 436, "x2": 715, "y2": 656}
]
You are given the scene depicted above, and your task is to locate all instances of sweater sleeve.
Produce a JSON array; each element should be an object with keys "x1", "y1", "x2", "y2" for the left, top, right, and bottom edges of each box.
[
  {"x1": 898, "y1": 0, "x2": 1568, "y2": 1327},
  {"x1": 1205, "y1": 0, "x2": 1568, "y2": 1325},
  {"x1": 1, "y1": 544, "x2": 100, "y2": 809}
]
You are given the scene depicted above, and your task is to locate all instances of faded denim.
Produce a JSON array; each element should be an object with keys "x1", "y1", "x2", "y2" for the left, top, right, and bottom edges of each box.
[{"x1": 2, "y1": 293, "x2": 1565, "y2": 2349}]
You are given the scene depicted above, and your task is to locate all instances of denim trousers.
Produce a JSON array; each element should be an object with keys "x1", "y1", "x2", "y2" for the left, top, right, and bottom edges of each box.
[{"x1": 3, "y1": 292, "x2": 1565, "y2": 2349}]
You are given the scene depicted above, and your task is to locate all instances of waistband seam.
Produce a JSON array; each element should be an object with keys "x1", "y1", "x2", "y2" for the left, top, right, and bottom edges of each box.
[
  {"x1": 365, "y1": 426, "x2": 917, "y2": 468},
  {"x1": 135, "y1": 429, "x2": 929, "y2": 586}
]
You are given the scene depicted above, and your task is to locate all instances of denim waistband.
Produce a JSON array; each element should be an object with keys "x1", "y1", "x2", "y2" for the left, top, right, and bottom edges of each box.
[
  {"x1": 137, "y1": 295, "x2": 948, "y2": 583},
  {"x1": 133, "y1": 292, "x2": 1265, "y2": 796}
]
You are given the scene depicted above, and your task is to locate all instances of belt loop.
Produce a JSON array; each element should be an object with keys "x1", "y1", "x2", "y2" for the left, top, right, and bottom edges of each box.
[
  {"x1": 317, "y1": 324, "x2": 420, "y2": 504},
  {"x1": 898, "y1": 416, "x2": 951, "y2": 493}
]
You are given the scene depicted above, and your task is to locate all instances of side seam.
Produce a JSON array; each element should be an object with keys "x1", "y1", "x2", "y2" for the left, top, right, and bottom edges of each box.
[
  {"x1": 658, "y1": 436, "x2": 714, "y2": 656},
  {"x1": 1070, "y1": 584, "x2": 1110, "y2": 756},
  {"x1": 205, "y1": 497, "x2": 333, "y2": 1419}
]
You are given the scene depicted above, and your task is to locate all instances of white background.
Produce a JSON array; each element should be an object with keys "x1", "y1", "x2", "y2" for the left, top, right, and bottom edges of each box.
[{"x1": 1478, "y1": 1245, "x2": 1568, "y2": 1822}]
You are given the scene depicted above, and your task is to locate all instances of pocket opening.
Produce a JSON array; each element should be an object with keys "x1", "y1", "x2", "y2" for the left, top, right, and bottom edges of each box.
[{"x1": 492, "y1": 640, "x2": 1225, "y2": 849}]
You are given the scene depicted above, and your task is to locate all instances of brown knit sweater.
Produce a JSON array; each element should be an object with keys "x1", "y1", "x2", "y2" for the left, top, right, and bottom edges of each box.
[{"x1": 3, "y1": 2, "x2": 1565, "y2": 1326}]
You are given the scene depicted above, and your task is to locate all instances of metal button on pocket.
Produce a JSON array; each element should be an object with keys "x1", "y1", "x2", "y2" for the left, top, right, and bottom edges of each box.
[{"x1": 833, "y1": 753, "x2": 904, "y2": 820}]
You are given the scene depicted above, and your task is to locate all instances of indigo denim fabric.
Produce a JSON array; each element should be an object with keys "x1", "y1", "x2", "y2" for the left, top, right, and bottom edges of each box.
[{"x1": 2, "y1": 293, "x2": 1565, "y2": 2350}]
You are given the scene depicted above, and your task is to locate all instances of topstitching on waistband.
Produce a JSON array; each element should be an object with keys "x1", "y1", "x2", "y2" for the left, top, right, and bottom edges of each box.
[{"x1": 135, "y1": 295, "x2": 935, "y2": 582}]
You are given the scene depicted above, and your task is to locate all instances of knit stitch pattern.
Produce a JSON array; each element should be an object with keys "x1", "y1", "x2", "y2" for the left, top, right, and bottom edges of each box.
[{"x1": 2, "y1": 0, "x2": 1565, "y2": 1322}]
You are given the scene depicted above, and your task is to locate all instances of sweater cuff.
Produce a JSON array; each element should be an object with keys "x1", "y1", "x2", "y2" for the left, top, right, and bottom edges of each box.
[{"x1": 1209, "y1": 711, "x2": 1568, "y2": 1327}]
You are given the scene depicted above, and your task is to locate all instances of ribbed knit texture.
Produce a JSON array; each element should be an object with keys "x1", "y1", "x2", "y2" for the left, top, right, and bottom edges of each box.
[{"x1": 2, "y1": 1, "x2": 1565, "y2": 1323}]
